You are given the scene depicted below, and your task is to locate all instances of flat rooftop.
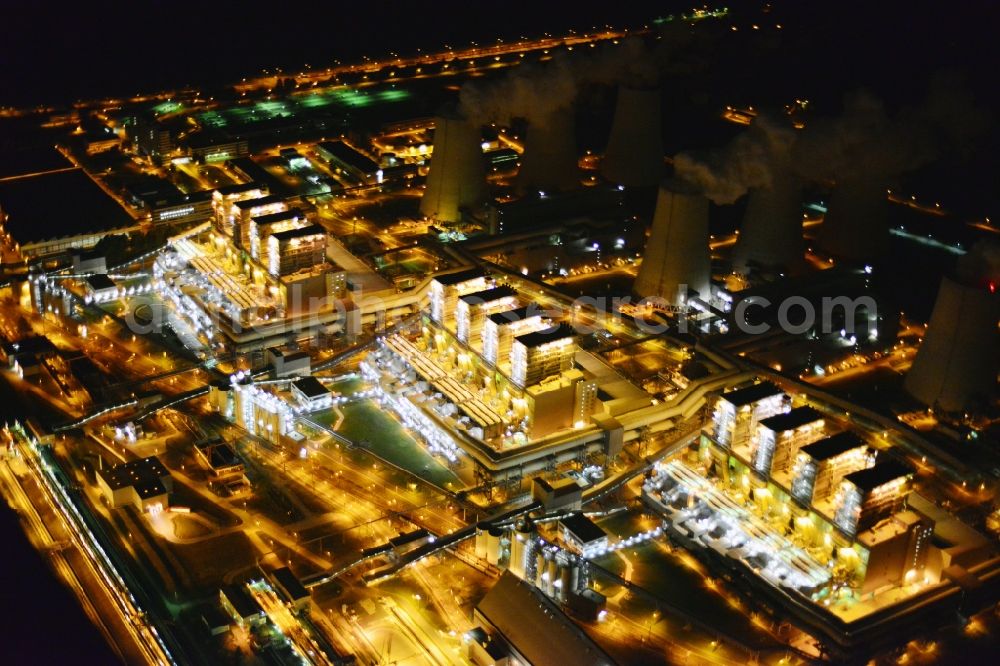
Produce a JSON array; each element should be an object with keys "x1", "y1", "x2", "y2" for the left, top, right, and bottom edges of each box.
[
  {"x1": 269, "y1": 567, "x2": 309, "y2": 602},
  {"x1": 488, "y1": 305, "x2": 542, "y2": 325},
  {"x1": 459, "y1": 285, "x2": 517, "y2": 306},
  {"x1": 85, "y1": 274, "x2": 116, "y2": 291},
  {"x1": 98, "y1": 456, "x2": 170, "y2": 498},
  {"x1": 0, "y1": 169, "x2": 134, "y2": 244},
  {"x1": 317, "y1": 140, "x2": 379, "y2": 173},
  {"x1": 216, "y1": 182, "x2": 264, "y2": 196},
  {"x1": 719, "y1": 381, "x2": 783, "y2": 407},
  {"x1": 515, "y1": 323, "x2": 575, "y2": 349},
  {"x1": 432, "y1": 267, "x2": 486, "y2": 286},
  {"x1": 221, "y1": 584, "x2": 263, "y2": 619},
  {"x1": 234, "y1": 193, "x2": 288, "y2": 210},
  {"x1": 759, "y1": 406, "x2": 823, "y2": 432},
  {"x1": 476, "y1": 572, "x2": 614, "y2": 666},
  {"x1": 559, "y1": 512, "x2": 606, "y2": 544},
  {"x1": 800, "y1": 432, "x2": 866, "y2": 461},
  {"x1": 844, "y1": 459, "x2": 913, "y2": 492},
  {"x1": 252, "y1": 207, "x2": 304, "y2": 225},
  {"x1": 292, "y1": 376, "x2": 329, "y2": 399},
  {"x1": 270, "y1": 223, "x2": 324, "y2": 242}
]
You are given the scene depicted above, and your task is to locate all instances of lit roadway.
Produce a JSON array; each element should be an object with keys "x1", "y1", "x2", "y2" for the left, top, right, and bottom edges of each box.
[
  {"x1": 0, "y1": 455, "x2": 152, "y2": 664},
  {"x1": 1, "y1": 433, "x2": 176, "y2": 665},
  {"x1": 235, "y1": 28, "x2": 643, "y2": 93}
]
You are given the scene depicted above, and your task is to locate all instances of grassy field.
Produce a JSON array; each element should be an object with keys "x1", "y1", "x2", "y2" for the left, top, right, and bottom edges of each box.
[{"x1": 333, "y1": 400, "x2": 461, "y2": 489}]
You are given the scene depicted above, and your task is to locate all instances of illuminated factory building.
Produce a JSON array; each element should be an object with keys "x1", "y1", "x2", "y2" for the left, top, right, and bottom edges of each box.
[
  {"x1": 710, "y1": 381, "x2": 787, "y2": 449},
  {"x1": 428, "y1": 268, "x2": 489, "y2": 324},
  {"x1": 833, "y1": 459, "x2": 914, "y2": 537},
  {"x1": 791, "y1": 432, "x2": 872, "y2": 505},
  {"x1": 249, "y1": 207, "x2": 308, "y2": 262},
  {"x1": 510, "y1": 323, "x2": 576, "y2": 388},
  {"x1": 748, "y1": 406, "x2": 825, "y2": 477},
  {"x1": 211, "y1": 182, "x2": 267, "y2": 238},
  {"x1": 267, "y1": 224, "x2": 327, "y2": 277},
  {"x1": 454, "y1": 285, "x2": 518, "y2": 344},
  {"x1": 481, "y1": 305, "x2": 548, "y2": 367},
  {"x1": 234, "y1": 193, "x2": 292, "y2": 250}
]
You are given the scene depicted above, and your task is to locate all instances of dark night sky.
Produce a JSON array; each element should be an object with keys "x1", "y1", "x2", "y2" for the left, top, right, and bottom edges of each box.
[{"x1": 0, "y1": 1, "x2": 996, "y2": 111}]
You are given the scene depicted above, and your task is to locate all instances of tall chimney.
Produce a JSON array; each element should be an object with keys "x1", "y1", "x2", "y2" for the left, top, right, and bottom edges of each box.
[
  {"x1": 420, "y1": 115, "x2": 488, "y2": 222},
  {"x1": 600, "y1": 86, "x2": 664, "y2": 188},
  {"x1": 633, "y1": 181, "x2": 711, "y2": 305},
  {"x1": 817, "y1": 178, "x2": 889, "y2": 262},
  {"x1": 733, "y1": 167, "x2": 805, "y2": 271},
  {"x1": 516, "y1": 108, "x2": 579, "y2": 193},
  {"x1": 904, "y1": 276, "x2": 999, "y2": 412}
]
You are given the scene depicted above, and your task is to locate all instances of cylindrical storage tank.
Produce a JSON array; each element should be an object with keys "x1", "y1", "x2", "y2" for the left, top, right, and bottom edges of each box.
[
  {"x1": 633, "y1": 180, "x2": 712, "y2": 304},
  {"x1": 546, "y1": 556, "x2": 559, "y2": 598},
  {"x1": 903, "y1": 276, "x2": 999, "y2": 411},
  {"x1": 475, "y1": 526, "x2": 488, "y2": 559},
  {"x1": 486, "y1": 526, "x2": 503, "y2": 566},
  {"x1": 533, "y1": 551, "x2": 546, "y2": 587},
  {"x1": 816, "y1": 178, "x2": 888, "y2": 262},
  {"x1": 420, "y1": 115, "x2": 488, "y2": 222},
  {"x1": 733, "y1": 168, "x2": 804, "y2": 271},
  {"x1": 600, "y1": 86, "x2": 664, "y2": 188},
  {"x1": 516, "y1": 108, "x2": 579, "y2": 193}
]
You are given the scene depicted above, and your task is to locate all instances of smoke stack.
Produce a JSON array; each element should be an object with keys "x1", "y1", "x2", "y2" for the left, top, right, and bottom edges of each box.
[
  {"x1": 633, "y1": 180, "x2": 711, "y2": 304},
  {"x1": 733, "y1": 167, "x2": 804, "y2": 271},
  {"x1": 816, "y1": 179, "x2": 889, "y2": 262},
  {"x1": 903, "y1": 275, "x2": 999, "y2": 412},
  {"x1": 600, "y1": 86, "x2": 664, "y2": 187},
  {"x1": 420, "y1": 115, "x2": 488, "y2": 222},
  {"x1": 516, "y1": 108, "x2": 579, "y2": 193}
]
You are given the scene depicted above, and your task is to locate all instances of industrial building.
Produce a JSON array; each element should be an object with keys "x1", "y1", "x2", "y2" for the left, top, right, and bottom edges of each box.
[
  {"x1": 211, "y1": 182, "x2": 268, "y2": 238},
  {"x1": 455, "y1": 285, "x2": 518, "y2": 344},
  {"x1": 709, "y1": 381, "x2": 787, "y2": 450},
  {"x1": 481, "y1": 306, "x2": 547, "y2": 367},
  {"x1": 428, "y1": 268, "x2": 488, "y2": 324},
  {"x1": 267, "y1": 224, "x2": 327, "y2": 277},
  {"x1": 558, "y1": 512, "x2": 608, "y2": 558},
  {"x1": 249, "y1": 207, "x2": 308, "y2": 263},
  {"x1": 791, "y1": 432, "x2": 871, "y2": 505},
  {"x1": 291, "y1": 376, "x2": 332, "y2": 411},
  {"x1": 473, "y1": 572, "x2": 615, "y2": 666},
  {"x1": 266, "y1": 347, "x2": 311, "y2": 378},
  {"x1": 510, "y1": 324, "x2": 576, "y2": 388},
  {"x1": 219, "y1": 585, "x2": 265, "y2": 627},
  {"x1": 315, "y1": 140, "x2": 382, "y2": 185},
  {"x1": 749, "y1": 406, "x2": 825, "y2": 477},
  {"x1": 96, "y1": 456, "x2": 173, "y2": 512},
  {"x1": 234, "y1": 194, "x2": 291, "y2": 250},
  {"x1": 833, "y1": 459, "x2": 914, "y2": 536}
]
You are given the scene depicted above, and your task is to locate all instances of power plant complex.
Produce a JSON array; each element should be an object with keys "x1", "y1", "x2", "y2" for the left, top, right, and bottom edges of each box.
[{"x1": 0, "y1": 10, "x2": 997, "y2": 666}]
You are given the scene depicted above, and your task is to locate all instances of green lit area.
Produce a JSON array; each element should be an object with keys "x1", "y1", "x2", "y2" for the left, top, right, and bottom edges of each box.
[
  {"x1": 194, "y1": 86, "x2": 411, "y2": 130},
  {"x1": 197, "y1": 110, "x2": 226, "y2": 128},
  {"x1": 152, "y1": 100, "x2": 183, "y2": 116}
]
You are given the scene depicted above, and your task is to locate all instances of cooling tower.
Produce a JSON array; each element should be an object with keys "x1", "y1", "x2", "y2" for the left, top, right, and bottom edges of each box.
[
  {"x1": 516, "y1": 108, "x2": 579, "y2": 193},
  {"x1": 732, "y1": 168, "x2": 804, "y2": 271},
  {"x1": 816, "y1": 178, "x2": 889, "y2": 262},
  {"x1": 420, "y1": 115, "x2": 488, "y2": 222},
  {"x1": 600, "y1": 86, "x2": 664, "y2": 188},
  {"x1": 903, "y1": 275, "x2": 999, "y2": 412},
  {"x1": 633, "y1": 181, "x2": 711, "y2": 304}
]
